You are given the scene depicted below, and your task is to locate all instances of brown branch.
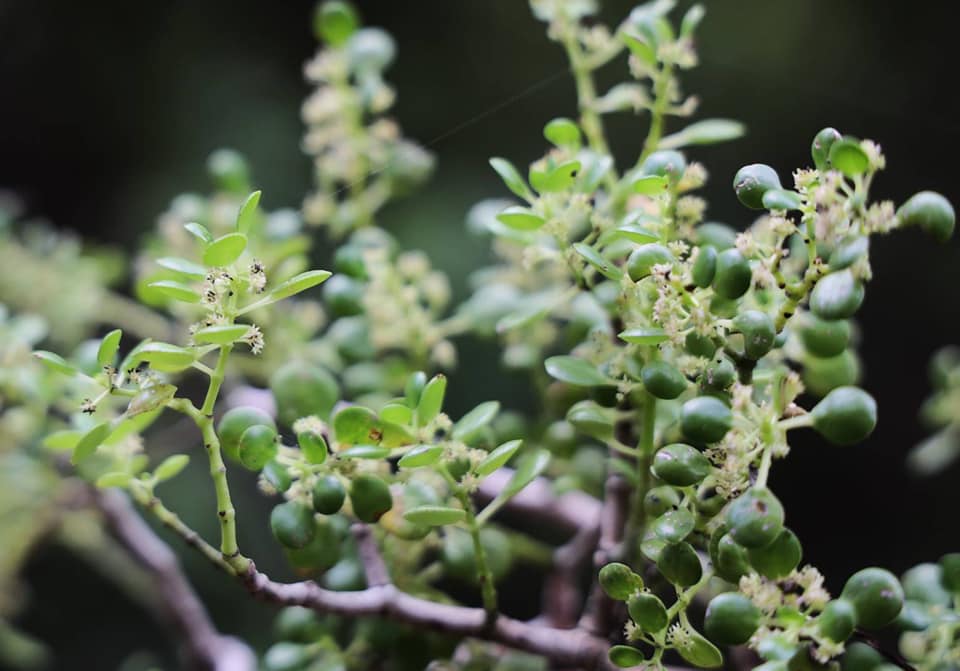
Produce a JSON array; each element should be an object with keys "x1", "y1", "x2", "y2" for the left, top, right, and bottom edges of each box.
[
  {"x1": 351, "y1": 523, "x2": 390, "y2": 588},
  {"x1": 95, "y1": 490, "x2": 256, "y2": 671},
  {"x1": 544, "y1": 525, "x2": 600, "y2": 628}
]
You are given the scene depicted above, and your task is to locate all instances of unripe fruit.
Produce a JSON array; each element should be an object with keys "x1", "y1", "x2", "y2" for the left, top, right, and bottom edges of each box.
[
  {"x1": 715, "y1": 533, "x2": 752, "y2": 583},
  {"x1": 270, "y1": 501, "x2": 316, "y2": 550},
  {"x1": 685, "y1": 331, "x2": 718, "y2": 358},
  {"x1": 312, "y1": 475, "x2": 347, "y2": 515},
  {"x1": 842, "y1": 642, "x2": 885, "y2": 671},
  {"x1": 608, "y1": 646, "x2": 646, "y2": 669},
  {"x1": 734, "y1": 164, "x2": 782, "y2": 210},
  {"x1": 627, "y1": 243, "x2": 673, "y2": 281},
  {"x1": 829, "y1": 236, "x2": 869, "y2": 271},
  {"x1": 641, "y1": 361, "x2": 687, "y2": 400},
  {"x1": 692, "y1": 245, "x2": 718, "y2": 287},
  {"x1": 841, "y1": 568, "x2": 904, "y2": 629},
  {"x1": 696, "y1": 222, "x2": 737, "y2": 250},
  {"x1": 348, "y1": 474, "x2": 393, "y2": 523},
  {"x1": 641, "y1": 150, "x2": 687, "y2": 180},
  {"x1": 727, "y1": 487, "x2": 785, "y2": 548},
  {"x1": 652, "y1": 443, "x2": 711, "y2": 486},
  {"x1": 747, "y1": 528, "x2": 802, "y2": 578},
  {"x1": 817, "y1": 599, "x2": 857, "y2": 642},
  {"x1": 657, "y1": 541, "x2": 702, "y2": 587},
  {"x1": 627, "y1": 592, "x2": 668, "y2": 632},
  {"x1": 285, "y1": 516, "x2": 340, "y2": 571},
  {"x1": 704, "y1": 592, "x2": 761, "y2": 645},
  {"x1": 940, "y1": 553, "x2": 960, "y2": 593},
  {"x1": 270, "y1": 361, "x2": 339, "y2": 426},
  {"x1": 652, "y1": 509, "x2": 695, "y2": 543},
  {"x1": 898, "y1": 191, "x2": 956, "y2": 242},
  {"x1": 644, "y1": 485, "x2": 680, "y2": 519},
  {"x1": 333, "y1": 244, "x2": 368, "y2": 279},
  {"x1": 238, "y1": 424, "x2": 278, "y2": 471},
  {"x1": 700, "y1": 358, "x2": 736, "y2": 393},
  {"x1": 901, "y1": 563, "x2": 951, "y2": 606},
  {"x1": 713, "y1": 248, "x2": 752, "y2": 299},
  {"x1": 681, "y1": 396, "x2": 733, "y2": 444},
  {"x1": 599, "y1": 562, "x2": 643, "y2": 600},
  {"x1": 811, "y1": 127, "x2": 842, "y2": 171},
  {"x1": 347, "y1": 27, "x2": 396, "y2": 73},
  {"x1": 800, "y1": 316, "x2": 851, "y2": 358},
  {"x1": 810, "y1": 386, "x2": 877, "y2": 445},
  {"x1": 803, "y1": 350, "x2": 861, "y2": 398},
  {"x1": 732, "y1": 310, "x2": 776, "y2": 360},
  {"x1": 314, "y1": 1, "x2": 359, "y2": 46},
  {"x1": 810, "y1": 270, "x2": 864, "y2": 320},
  {"x1": 263, "y1": 642, "x2": 309, "y2": 671},
  {"x1": 217, "y1": 406, "x2": 276, "y2": 462},
  {"x1": 322, "y1": 274, "x2": 365, "y2": 317}
]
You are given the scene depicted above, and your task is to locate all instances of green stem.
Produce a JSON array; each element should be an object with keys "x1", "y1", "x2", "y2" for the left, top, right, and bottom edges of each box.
[
  {"x1": 455, "y1": 488, "x2": 498, "y2": 622},
  {"x1": 623, "y1": 392, "x2": 657, "y2": 562},
  {"x1": 637, "y1": 63, "x2": 674, "y2": 166},
  {"x1": 755, "y1": 442, "x2": 774, "y2": 488}
]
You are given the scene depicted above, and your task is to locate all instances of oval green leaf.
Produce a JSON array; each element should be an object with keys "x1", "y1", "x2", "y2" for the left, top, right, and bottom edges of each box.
[
  {"x1": 416, "y1": 374, "x2": 447, "y2": 427},
  {"x1": 156, "y1": 256, "x2": 207, "y2": 280},
  {"x1": 33, "y1": 350, "x2": 79, "y2": 377},
  {"x1": 619, "y1": 328, "x2": 669, "y2": 345},
  {"x1": 73, "y1": 422, "x2": 112, "y2": 464},
  {"x1": 155, "y1": 454, "x2": 190, "y2": 482},
  {"x1": 496, "y1": 206, "x2": 546, "y2": 231},
  {"x1": 148, "y1": 280, "x2": 200, "y2": 304},
  {"x1": 236, "y1": 190, "x2": 261, "y2": 234},
  {"x1": 193, "y1": 324, "x2": 250, "y2": 345},
  {"x1": 97, "y1": 329, "x2": 122, "y2": 368},
  {"x1": 452, "y1": 401, "x2": 500, "y2": 441},
  {"x1": 489, "y1": 158, "x2": 533, "y2": 200},
  {"x1": 403, "y1": 505, "x2": 465, "y2": 527},
  {"x1": 476, "y1": 439, "x2": 522, "y2": 476},
  {"x1": 398, "y1": 444, "x2": 443, "y2": 468},
  {"x1": 544, "y1": 355, "x2": 611, "y2": 387},
  {"x1": 573, "y1": 243, "x2": 624, "y2": 281},
  {"x1": 203, "y1": 232, "x2": 247, "y2": 267},
  {"x1": 267, "y1": 270, "x2": 333, "y2": 301}
]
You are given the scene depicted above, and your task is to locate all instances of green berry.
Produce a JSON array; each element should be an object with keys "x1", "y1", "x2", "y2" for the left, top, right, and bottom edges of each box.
[
  {"x1": 641, "y1": 361, "x2": 687, "y2": 400},
  {"x1": 207, "y1": 149, "x2": 250, "y2": 194},
  {"x1": 732, "y1": 310, "x2": 776, "y2": 360},
  {"x1": 696, "y1": 222, "x2": 737, "y2": 250},
  {"x1": 898, "y1": 191, "x2": 956, "y2": 242},
  {"x1": 285, "y1": 516, "x2": 340, "y2": 571},
  {"x1": 714, "y1": 533, "x2": 752, "y2": 583},
  {"x1": 270, "y1": 361, "x2": 339, "y2": 426},
  {"x1": 901, "y1": 563, "x2": 952, "y2": 606},
  {"x1": 811, "y1": 127, "x2": 842, "y2": 171},
  {"x1": 217, "y1": 406, "x2": 276, "y2": 462},
  {"x1": 810, "y1": 270, "x2": 864, "y2": 320},
  {"x1": 800, "y1": 316, "x2": 851, "y2": 358},
  {"x1": 727, "y1": 487, "x2": 785, "y2": 549},
  {"x1": 841, "y1": 567, "x2": 904, "y2": 629},
  {"x1": 686, "y1": 331, "x2": 718, "y2": 358},
  {"x1": 314, "y1": 1, "x2": 359, "y2": 46},
  {"x1": 713, "y1": 248, "x2": 752, "y2": 299},
  {"x1": 333, "y1": 244, "x2": 368, "y2": 279},
  {"x1": 681, "y1": 396, "x2": 733, "y2": 444},
  {"x1": 700, "y1": 358, "x2": 736, "y2": 393},
  {"x1": 810, "y1": 386, "x2": 877, "y2": 445},
  {"x1": 704, "y1": 592, "x2": 761, "y2": 645},
  {"x1": 312, "y1": 475, "x2": 346, "y2": 515},
  {"x1": 627, "y1": 592, "x2": 668, "y2": 633},
  {"x1": 627, "y1": 243, "x2": 673, "y2": 281},
  {"x1": 348, "y1": 474, "x2": 393, "y2": 523},
  {"x1": 237, "y1": 424, "x2": 278, "y2": 471},
  {"x1": 270, "y1": 501, "x2": 317, "y2": 550},
  {"x1": 274, "y1": 606, "x2": 325, "y2": 643},
  {"x1": 263, "y1": 642, "x2": 309, "y2": 671},
  {"x1": 641, "y1": 150, "x2": 687, "y2": 181},
  {"x1": 829, "y1": 236, "x2": 869, "y2": 271},
  {"x1": 747, "y1": 528, "x2": 802, "y2": 578},
  {"x1": 599, "y1": 562, "x2": 643, "y2": 600},
  {"x1": 652, "y1": 443, "x2": 711, "y2": 487},
  {"x1": 817, "y1": 599, "x2": 857, "y2": 642},
  {"x1": 803, "y1": 350, "x2": 861, "y2": 398},
  {"x1": 841, "y1": 642, "x2": 885, "y2": 671},
  {"x1": 262, "y1": 459, "x2": 292, "y2": 493},
  {"x1": 657, "y1": 541, "x2": 702, "y2": 587},
  {"x1": 652, "y1": 509, "x2": 696, "y2": 544},
  {"x1": 692, "y1": 246, "x2": 718, "y2": 287},
  {"x1": 644, "y1": 485, "x2": 680, "y2": 519},
  {"x1": 940, "y1": 553, "x2": 960, "y2": 593},
  {"x1": 322, "y1": 274, "x2": 365, "y2": 317},
  {"x1": 734, "y1": 163, "x2": 782, "y2": 210},
  {"x1": 608, "y1": 646, "x2": 646, "y2": 669}
]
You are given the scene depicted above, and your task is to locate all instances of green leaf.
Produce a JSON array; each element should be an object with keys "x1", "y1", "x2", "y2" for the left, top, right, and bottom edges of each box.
[
  {"x1": 96, "y1": 329, "x2": 122, "y2": 368},
  {"x1": 680, "y1": 4, "x2": 705, "y2": 37},
  {"x1": 134, "y1": 342, "x2": 196, "y2": 372},
  {"x1": 96, "y1": 472, "x2": 133, "y2": 489},
  {"x1": 73, "y1": 422, "x2": 111, "y2": 463},
  {"x1": 489, "y1": 158, "x2": 533, "y2": 200},
  {"x1": 265, "y1": 270, "x2": 333, "y2": 301},
  {"x1": 297, "y1": 431, "x2": 328, "y2": 464},
  {"x1": 529, "y1": 159, "x2": 581, "y2": 193},
  {"x1": 148, "y1": 280, "x2": 200, "y2": 304},
  {"x1": 416, "y1": 374, "x2": 447, "y2": 427},
  {"x1": 333, "y1": 406, "x2": 380, "y2": 444},
  {"x1": 632, "y1": 174, "x2": 670, "y2": 195},
  {"x1": 476, "y1": 439, "x2": 522, "y2": 476},
  {"x1": 829, "y1": 139, "x2": 870, "y2": 177},
  {"x1": 380, "y1": 402, "x2": 413, "y2": 426},
  {"x1": 126, "y1": 383, "x2": 176, "y2": 417},
  {"x1": 496, "y1": 206, "x2": 546, "y2": 231},
  {"x1": 496, "y1": 289, "x2": 568, "y2": 333},
  {"x1": 184, "y1": 222, "x2": 213, "y2": 244},
  {"x1": 236, "y1": 190, "x2": 262, "y2": 234},
  {"x1": 156, "y1": 256, "x2": 207, "y2": 280},
  {"x1": 43, "y1": 430, "x2": 82, "y2": 451},
  {"x1": 622, "y1": 30, "x2": 656, "y2": 65},
  {"x1": 543, "y1": 118, "x2": 581, "y2": 148},
  {"x1": 609, "y1": 645, "x2": 646, "y2": 668},
  {"x1": 577, "y1": 153, "x2": 614, "y2": 192},
  {"x1": 155, "y1": 454, "x2": 190, "y2": 482},
  {"x1": 573, "y1": 243, "x2": 624, "y2": 281},
  {"x1": 761, "y1": 188, "x2": 803, "y2": 211},
  {"x1": 203, "y1": 232, "x2": 247, "y2": 267},
  {"x1": 659, "y1": 119, "x2": 745, "y2": 149},
  {"x1": 619, "y1": 328, "x2": 669, "y2": 345},
  {"x1": 452, "y1": 401, "x2": 500, "y2": 441},
  {"x1": 33, "y1": 350, "x2": 78, "y2": 376},
  {"x1": 501, "y1": 448, "x2": 550, "y2": 498},
  {"x1": 613, "y1": 223, "x2": 659, "y2": 244},
  {"x1": 193, "y1": 324, "x2": 250, "y2": 345},
  {"x1": 398, "y1": 444, "x2": 444, "y2": 468},
  {"x1": 676, "y1": 629, "x2": 723, "y2": 668},
  {"x1": 403, "y1": 505, "x2": 466, "y2": 527},
  {"x1": 340, "y1": 445, "x2": 391, "y2": 459},
  {"x1": 544, "y1": 355, "x2": 612, "y2": 387}
]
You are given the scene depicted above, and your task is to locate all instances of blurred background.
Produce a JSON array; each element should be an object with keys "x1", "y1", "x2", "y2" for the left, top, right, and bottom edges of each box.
[{"x1": 1, "y1": 0, "x2": 958, "y2": 669}]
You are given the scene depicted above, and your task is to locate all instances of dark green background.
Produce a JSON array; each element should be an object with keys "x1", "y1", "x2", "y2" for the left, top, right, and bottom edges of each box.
[{"x1": 1, "y1": 1, "x2": 958, "y2": 669}]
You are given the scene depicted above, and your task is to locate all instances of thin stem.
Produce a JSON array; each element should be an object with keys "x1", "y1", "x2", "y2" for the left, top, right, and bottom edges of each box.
[
  {"x1": 455, "y1": 488, "x2": 499, "y2": 623},
  {"x1": 638, "y1": 63, "x2": 674, "y2": 165},
  {"x1": 755, "y1": 442, "x2": 774, "y2": 489},
  {"x1": 778, "y1": 415, "x2": 812, "y2": 431}
]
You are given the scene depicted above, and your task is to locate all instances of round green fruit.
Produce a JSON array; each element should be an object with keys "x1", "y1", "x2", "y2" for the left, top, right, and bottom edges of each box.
[
  {"x1": 726, "y1": 487, "x2": 785, "y2": 549},
  {"x1": 803, "y1": 350, "x2": 861, "y2": 398},
  {"x1": 811, "y1": 127, "x2": 842, "y2": 171},
  {"x1": 657, "y1": 541, "x2": 702, "y2": 587},
  {"x1": 627, "y1": 243, "x2": 673, "y2": 281},
  {"x1": 733, "y1": 310, "x2": 776, "y2": 360},
  {"x1": 841, "y1": 567, "x2": 904, "y2": 629},
  {"x1": 238, "y1": 424, "x2": 278, "y2": 471},
  {"x1": 747, "y1": 528, "x2": 802, "y2": 579},
  {"x1": 800, "y1": 316, "x2": 851, "y2": 358},
  {"x1": 940, "y1": 553, "x2": 960, "y2": 593},
  {"x1": 901, "y1": 563, "x2": 952, "y2": 606},
  {"x1": 692, "y1": 245, "x2": 718, "y2": 287},
  {"x1": 627, "y1": 592, "x2": 668, "y2": 633},
  {"x1": 312, "y1": 475, "x2": 347, "y2": 515},
  {"x1": 681, "y1": 396, "x2": 733, "y2": 444},
  {"x1": 898, "y1": 191, "x2": 955, "y2": 243},
  {"x1": 817, "y1": 599, "x2": 857, "y2": 642},
  {"x1": 714, "y1": 533, "x2": 752, "y2": 583},
  {"x1": 270, "y1": 361, "x2": 339, "y2": 426},
  {"x1": 652, "y1": 443, "x2": 711, "y2": 487},
  {"x1": 810, "y1": 386, "x2": 877, "y2": 445},
  {"x1": 599, "y1": 562, "x2": 643, "y2": 600},
  {"x1": 322, "y1": 274, "x2": 365, "y2": 317},
  {"x1": 644, "y1": 485, "x2": 680, "y2": 519},
  {"x1": 217, "y1": 406, "x2": 276, "y2": 463},
  {"x1": 713, "y1": 248, "x2": 752, "y2": 299},
  {"x1": 348, "y1": 474, "x2": 393, "y2": 523},
  {"x1": 641, "y1": 150, "x2": 687, "y2": 180},
  {"x1": 704, "y1": 592, "x2": 761, "y2": 645},
  {"x1": 285, "y1": 516, "x2": 340, "y2": 571},
  {"x1": 734, "y1": 163, "x2": 782, "y2": 210},
  {"x1": 841, "y1": 642, "x2": 885, "y2": 671},
  {"x1": 686, "y1": 331, "x2": 718, "y2": 358},
  {"x1": 810, "y1": 270, "x2": 864, "y2": 320},
  {"x1": 270, "y1": 501, "x2": 317, "y2": 550},
  {"x1": 642, "y1": 361, "x2": 687, "y2": 400},
  {"x1": 700, "y1": 358, "x2": 736, "y2": 393}
]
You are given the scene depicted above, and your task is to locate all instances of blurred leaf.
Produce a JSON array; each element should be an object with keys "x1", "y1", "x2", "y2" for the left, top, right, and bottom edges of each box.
[
  {"x1": 193, "y1": 324, "x2": 250, "y2": 345},
  {"x1": 489, "y1": 158, "x2": 533, "y2": 200},
  {"x1": 236, "y1": 190, "x2": 262, "y2": 234},
  {"x1": 403, "y1": 505, "x2": 465, "y2": 527},
  {"x1": 156, "y1": 256, "x2": 207, "y2": 280},
  {"x1": 476, "y1": 439, "x2": 522, "y2": 476},
  {"x1": 33, "y1": 350, "x2": 78, "y2": 376},
  {"x1": 659, "y1": 119, "x2": 745, "y2": 149},
  {"x1": 73, "y1": 422, "x2": 111, "y2": 463},
  {"x1": 496, "y1": 206, "x2": 546, "y2": 231},
  {"x1": 184, "y1": 222, "x2": 214, "y2": 244},
  {"x1": 148, "y1": 280, "x2": 200, "y2": 304},
  {"x1": 545, "y1": 355, "x2": 612, "y2": 387},
  {"x1": 155, "y1": 454, "x2": 190, "y2": 482},
  {"x1": 203, "y1": 232, "x2": 247, "y2": 267},
  {"x1": 96, "y1": 329, "x2": 122, "y2": 368},
  {"x1": 619, "y1": 328, "x2": 669, "y2": 345},
  {"x1": 398, "y1": 444, "x2": 443, "y2": 468},
  {"x1": 96, "y1": 472, "x2": 133, "y2": 489},
  {"x1": 453, "y1": 401, "x2": 500, "y2": 441},
  {"x1": 501, "y1": 449, "x2": 550, "y2": 498}
]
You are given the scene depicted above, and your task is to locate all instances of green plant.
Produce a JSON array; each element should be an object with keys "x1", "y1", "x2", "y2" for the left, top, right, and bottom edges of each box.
[{"x1": 2, "y1": 2, "x2": 959, "y2": 671}]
